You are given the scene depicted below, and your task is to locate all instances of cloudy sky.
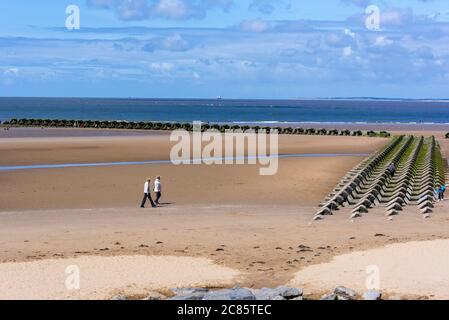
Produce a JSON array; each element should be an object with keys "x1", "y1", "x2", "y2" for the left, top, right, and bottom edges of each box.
[{"x1": 1, "y1": 0, "x2": 449, "y2": 99}]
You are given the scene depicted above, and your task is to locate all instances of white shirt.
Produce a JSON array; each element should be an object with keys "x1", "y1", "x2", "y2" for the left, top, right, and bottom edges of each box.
[
  {"x1": 144, "y1": 181, "x2": 150, "y2": 193},
  {"x1": 154, "y1": 179, "x2": 161, "y2": 192}
]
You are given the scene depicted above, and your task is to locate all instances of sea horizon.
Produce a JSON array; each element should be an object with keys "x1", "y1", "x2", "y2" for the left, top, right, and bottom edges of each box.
[{"x1": 1, "y1": 96, "x2": 449, "y2": 125}]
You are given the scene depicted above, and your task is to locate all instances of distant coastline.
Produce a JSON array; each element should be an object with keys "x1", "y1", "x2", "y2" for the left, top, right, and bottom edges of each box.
[
  {"x1": 1, "y1": 97, "x2": 448, "y2": 125},
  {"x1": 2, "y1": 96, "x2": 449, "y2": 102}
]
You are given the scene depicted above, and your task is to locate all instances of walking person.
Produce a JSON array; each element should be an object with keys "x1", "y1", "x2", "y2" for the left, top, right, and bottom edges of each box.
[
  {"x1": 436, "y1": 184, "x2": 442, "y2": 202},
  {"x1": 387, "y1": 162, "x2": 396, "y2": 176},
  {"x1": 154, "y1": 176, "x2": 162, "y2": 205},
  {"x1": 441, "y1": 183, "x2": 446, "y2": 200},
  {"x1": 140, "y1": 178, "x2": 156, "y2": 208}
]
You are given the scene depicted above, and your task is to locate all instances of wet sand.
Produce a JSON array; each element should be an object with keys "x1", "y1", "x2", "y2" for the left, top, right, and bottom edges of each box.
[
  {"x1": 0, "y1": 134, "x2": 386, "y2": 211},
  {"x1": 1, "y1": 129, "x2": 448, "y2": 299}
]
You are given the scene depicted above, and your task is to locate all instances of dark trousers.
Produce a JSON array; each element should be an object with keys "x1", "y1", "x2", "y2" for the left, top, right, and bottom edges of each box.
[
  {"x1": 141, "y1": 193, "x2": 155, "y2": 208},
  {"x1": 155, "y1": 192, "x2": 162, "y2": 204}
]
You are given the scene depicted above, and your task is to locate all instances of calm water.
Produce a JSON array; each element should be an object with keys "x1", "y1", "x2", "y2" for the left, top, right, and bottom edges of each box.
[
  {"x1": 0, "y1": 153, "x2": 369, "y2": 172},
  {"x1": 0, "y1": 97, "x2": 449, "y2": 124}
]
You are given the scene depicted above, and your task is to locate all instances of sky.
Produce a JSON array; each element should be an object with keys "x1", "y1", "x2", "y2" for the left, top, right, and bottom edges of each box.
[{"x1": 1, "y1": 0, "x2": 449, "y2": 99}]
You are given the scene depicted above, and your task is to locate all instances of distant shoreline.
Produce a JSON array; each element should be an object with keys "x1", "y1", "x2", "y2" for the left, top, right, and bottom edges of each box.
[
  {"x1": 1, "y1": 124, "x2": 448, "y2": 140},
  {"x1": 2, "y1": 96, "x2": 449, "y2": 102},
  {"x1": 1, "y1": 97, "x2": 449, "y2": 125}
]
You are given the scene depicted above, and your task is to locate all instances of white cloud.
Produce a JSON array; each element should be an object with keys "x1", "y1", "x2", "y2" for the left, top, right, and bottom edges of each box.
[
  {"x1": 86, "y1": 0, "x2": 233, "y2": 21},
  {"x1": 153, "y1": 0, "x2": 189, "y2": 20},
  {"x1": 150, "y1": 62, "x2": 175, "y2": 72},
  {"x1": 239, "y1": 19, "x2": 270, "y2": 32},
  {"x1": 343, "y1": 46, "x2": 353, "y2": 56},
  {"x1": 374, "y1": 36, "x2": 393, "y2": 47},
  {"x1": 380, "y1": 8, "x2": 414, "y2": 26},
  {"x1": 3, "y1": 68, "x2": 19, "y2": 76},
  {"x1": 344, "y1": 28, "x2": 356, "y2": 38}
]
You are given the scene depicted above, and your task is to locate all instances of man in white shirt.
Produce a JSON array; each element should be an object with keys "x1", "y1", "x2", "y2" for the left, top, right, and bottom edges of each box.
[
  {"x1": 154, "y1": 176, "x2": 162, "y2": 205},
  {"x1": 140, "y1": 178, "x2": 156, "y2": 208}
]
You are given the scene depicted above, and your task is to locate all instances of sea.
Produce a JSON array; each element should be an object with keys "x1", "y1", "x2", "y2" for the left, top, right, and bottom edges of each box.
[{"x1": 0, "y1": 97, "x2": 449, "y2": 125}]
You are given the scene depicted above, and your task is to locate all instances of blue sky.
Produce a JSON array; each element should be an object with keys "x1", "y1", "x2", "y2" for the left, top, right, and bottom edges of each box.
[{"x1": 1, "y1": 0, "x2": 449, "y2": 99}]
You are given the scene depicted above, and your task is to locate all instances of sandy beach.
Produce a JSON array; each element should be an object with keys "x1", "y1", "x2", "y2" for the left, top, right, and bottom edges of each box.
[
  {"x1": 5, "y1": 0, "x2": 449, "y2": 303},
  {"x1": 0, "y1": 255, "x2": 240, "y2": 300},
  {"x1": 1, "y1": 128, "x2": 448, "y2": 299},
  {"x1": 292, "y1": 239, "x2": 449, "y2": 300}
]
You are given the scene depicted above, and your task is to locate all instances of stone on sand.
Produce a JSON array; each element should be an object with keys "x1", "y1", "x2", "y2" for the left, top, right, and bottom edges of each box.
[
  {"x1": 142, "y1": 291, "x2": 167, "y2": 300},
  {"x1": 333, "y1": 286, "x2": 357, "y2": 300},
  {"x1": 363, "y1": 290, "x2": 382, "y2": 300},
  {"x1": 254, "y1": 286, "x2": 302, "y2": 300},
  {"x1": 321, "y1": 293, "x2": 338, "y2": 300},
  {"x1": 202, "y1": 287, "x2": 256, "y2": 300},
  {"x1": 421, "y1": 207, "x2": 433, "y2": 214},
  {"x1": 169, "y1": 288, "x2": 208, "y2": 300}
]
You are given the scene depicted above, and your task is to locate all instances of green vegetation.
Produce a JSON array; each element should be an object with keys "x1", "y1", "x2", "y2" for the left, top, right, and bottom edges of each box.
[{"x1": 433, "y1": 138, "x2": 446, "y2": 185}]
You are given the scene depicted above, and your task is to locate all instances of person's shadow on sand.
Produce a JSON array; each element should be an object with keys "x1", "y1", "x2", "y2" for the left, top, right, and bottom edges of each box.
[{"x1": 156, "y1": 202, "x2": 175, "y2": 207}]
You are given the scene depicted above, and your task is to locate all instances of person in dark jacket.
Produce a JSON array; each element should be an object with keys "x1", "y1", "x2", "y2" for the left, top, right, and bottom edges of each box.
[{"x1": 140, "y1": 178, "x2": 156, "y2": 208}]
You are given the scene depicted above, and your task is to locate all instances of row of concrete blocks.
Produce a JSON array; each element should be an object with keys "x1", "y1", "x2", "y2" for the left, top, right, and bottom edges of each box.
[
  {"x1": 315, "y1": 137, "x2": 445, "y2": 221},
  {"x1": 350, "y1": 177, "x2": 416, "y2": 218},
  {"x1": 411, "y1": 143, "x2": 439, "y2": 216},
  {"x1": 348, "y1": 137, "x2": 416, "y2": 218},
  {"x1": 383, "y1": 137, "x2": 423, "y2": 217},
  {"x1": 320, "y1": 137, "x2": 404, "y2": 204},
  {"x1": 313, "y1": 137, "x2": 406, "y2": 221},
  {"x1": 382, "y1": 138, "x2": 439, "y2": 217}
]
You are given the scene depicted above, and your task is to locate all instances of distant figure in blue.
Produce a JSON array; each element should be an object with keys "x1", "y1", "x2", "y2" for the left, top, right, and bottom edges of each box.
[
  {"x1": 441, "y1": 184, "x2": 446, "y2": 200},
  {"x1": 387, "y1": 162, "x2": 396, "y2": 176},
  {"x1": 436, "y1": 184, "x2": 441, "y2": 201}
]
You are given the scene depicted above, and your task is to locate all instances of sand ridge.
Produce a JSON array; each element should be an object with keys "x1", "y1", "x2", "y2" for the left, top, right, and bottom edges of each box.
[
  {"x1": 0, "y1": 255, "x2": 241, "y2": 300},
  {"x1": 292, "y1": 239, "x2": 449, "y2": 299}
]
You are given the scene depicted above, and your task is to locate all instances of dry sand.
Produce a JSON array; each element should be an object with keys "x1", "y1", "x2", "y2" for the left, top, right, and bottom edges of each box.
[
  {"x1": 2, "y1": 201, "x2": 449, "y2": 297},
  {"x1": 1, "y1": 130, "x2": 448, "y2": 299},
  {"x1": 292, "y1": 239, "x2": 449, "y2": 299},
  {"x1": 0, "y1": 255, "x2": 240, "y2": 300}
]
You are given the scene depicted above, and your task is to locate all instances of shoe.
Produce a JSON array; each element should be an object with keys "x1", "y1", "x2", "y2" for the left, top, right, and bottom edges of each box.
[{"x1": 141, "y1": 206, "x2": 145, "y2": 208}]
